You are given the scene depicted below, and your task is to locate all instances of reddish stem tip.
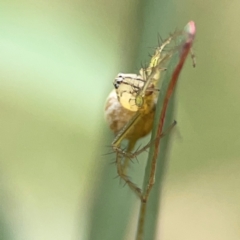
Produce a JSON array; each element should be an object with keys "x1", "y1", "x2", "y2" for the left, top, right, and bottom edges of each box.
[{"x1": 184, "y1": 21, "x2": 196, "y2": 36}]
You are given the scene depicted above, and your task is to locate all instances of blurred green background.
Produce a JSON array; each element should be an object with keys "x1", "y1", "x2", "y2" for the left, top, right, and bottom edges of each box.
[{"x1": 0, "y1": 0, "x2": 240, "y2": 240}]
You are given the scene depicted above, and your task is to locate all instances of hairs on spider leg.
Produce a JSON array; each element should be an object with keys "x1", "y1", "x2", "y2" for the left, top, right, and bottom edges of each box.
[
  {"x1": 127, "y1": 158, "x2": 134, "y2": 170},
  {"x1": 148, "y1": 53, "x2": 153, "y2": 59},
  {"x1": 101, "y1": 150, "x2": 118, "y2": 157},
  {"x1": 157, "y1": 32, "x2": 164, "y2": 47},
  {"x1": 105, "y1": 145, "x2": 115, "y2": 148},
  {"x1": 143, "y1": 148, "x2": 149, "y2": 154},
  {"x1": 109, "y1": 158, "x2": 117, "y2": 165},
  {"x1": 135, "y1": 143, "x2": 142, "y2": 152},
  {"x1": 120, "y1": 174, "x2": 132, "y2": 187},
  {"x1": 190, "y1": 48, "x2": 196, "y2": 67},
  {"x1": 140, "y1": 60, "x2": 148, "y2": 71},
  {"x1": 131, "y1": 145, "x2": 142, "y2": 164},
  {"x1": 122, "y1": 173, "x2": 132, "y2": 184},
  {"x1": 170, "y1": 28, "x2": 179, "y2": 38},
  {"x1": 113, "y1": 174, "x2": 120, "y2": 179},
  {"x1": 129, "y1": 157, "x2": 135, "y2": 164},
  {"x1": 120, "y1": 145, "x2": 128, "y2": 152},
  {"x1": 122, "y1": 180, "x2": 129, "y2": 188},
  {"x1": 128, "y1": 149, "x2": 140, "y2": 164},
  {"x1": 134, "y1": 155, "x2": 139, "y2": 164}
]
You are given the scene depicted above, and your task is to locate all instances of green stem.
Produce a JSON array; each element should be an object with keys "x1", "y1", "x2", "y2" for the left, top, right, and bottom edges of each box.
[{"x1": 136, "y1": 22, "x2": 196, "y2": 240}]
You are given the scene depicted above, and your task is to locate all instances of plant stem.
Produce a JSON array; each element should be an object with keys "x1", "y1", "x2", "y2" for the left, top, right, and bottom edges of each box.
[{"x1": 136, "y1": 21, "x2": 196, "y2": 240}]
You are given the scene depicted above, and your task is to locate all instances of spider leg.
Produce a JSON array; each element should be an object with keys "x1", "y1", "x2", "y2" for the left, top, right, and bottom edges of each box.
[
  {"x1": 111, "y1": 112, "x2": 141, "y2": 151},
  {"x1": 120, "y1": 120, "x2": 177, "y2": 159},
  {"x1": 190, "y1": 48, "x2": 196, "y2": 67},
  {"x1": 115, "y1": 152, "x2": 143, "y2": 200},
  {"x1": 121, "y1": 139, "x2": 137, "y2": 174}
]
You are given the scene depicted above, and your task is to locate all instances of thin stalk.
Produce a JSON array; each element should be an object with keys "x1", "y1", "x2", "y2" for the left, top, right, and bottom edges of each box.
[{"x1": 136, "y1": 22, "x2": 196, "y2": 240}]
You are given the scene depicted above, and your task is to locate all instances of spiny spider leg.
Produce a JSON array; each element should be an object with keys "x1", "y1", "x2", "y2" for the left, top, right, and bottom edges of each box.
[
  {"x1": 116, "y1": 120, "x2": 177, "y2": 159},
  {"x1": 114, "y1": 120, "x2": 176, "y2": 200},
  {"x1": 190, "y1": 48, "x2": 196, "y2": 67},
  {"x1": 115, "y1": 149, "x2": 143, "y2": 200}
]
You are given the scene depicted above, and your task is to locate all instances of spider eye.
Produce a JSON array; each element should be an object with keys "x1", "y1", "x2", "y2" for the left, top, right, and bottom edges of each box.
[
  {"x1": 114, "y1": 76, "x2": 123, "y2": 89},
  {"x1": 114, "y1": 83, "x2": 119, "y2": 89}
]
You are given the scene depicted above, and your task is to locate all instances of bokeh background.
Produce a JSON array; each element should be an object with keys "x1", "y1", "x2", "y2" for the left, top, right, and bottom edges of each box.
[{"x1": 0, "y1": 0, "x2": 240, "y2": 240}]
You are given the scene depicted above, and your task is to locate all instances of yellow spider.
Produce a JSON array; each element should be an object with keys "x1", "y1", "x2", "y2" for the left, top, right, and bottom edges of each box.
[{"x1": 104, "y1": 34, "x2": 177, "y2": 197}]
